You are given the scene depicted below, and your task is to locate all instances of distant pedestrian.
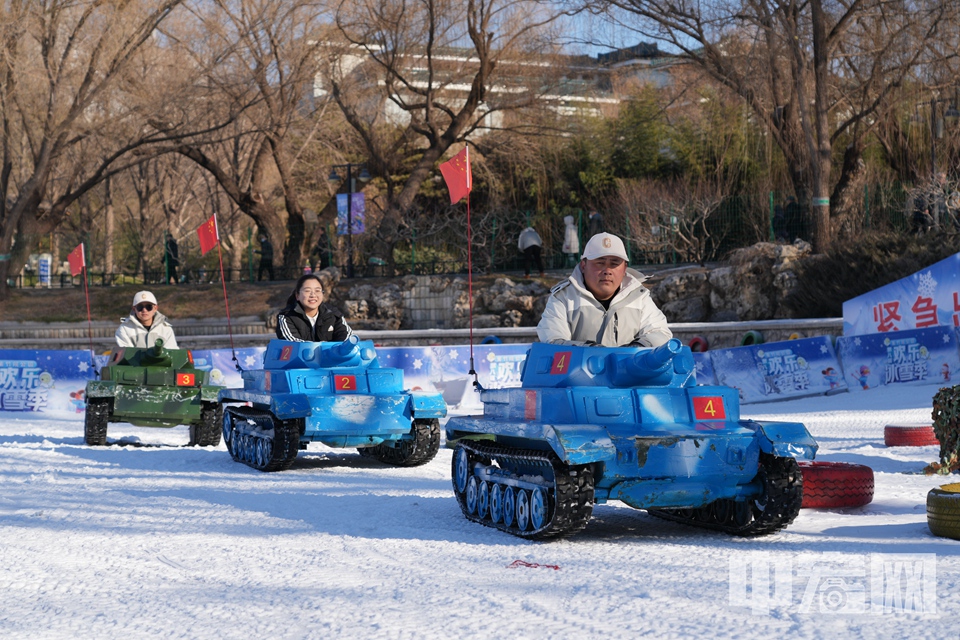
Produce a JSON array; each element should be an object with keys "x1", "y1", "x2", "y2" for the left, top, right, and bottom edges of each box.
[
  {"x1": 911, "y1": 196, "x2": 935, "y2": 235},
  {"x1": 562, "y1": 215, "x2": 580, "y2": 268},
  {"x1": 518, "y1": 226, "x2": 545, "y2": 278},
  {"x1": 256, "y1": 234, "x2": 274, "y2": 281},
  {"x1": 587, "y1": 210, "x2": 604, "y2": 239},
  {"x1": 310, "y1": 227, "x2": 331, "y2": 272},
  {"x1": 784, "y1": 196, "x2": 802, "y2": 242},
  {"x1": 164, "y1": 235, "x2": 179, "y2": 284}
]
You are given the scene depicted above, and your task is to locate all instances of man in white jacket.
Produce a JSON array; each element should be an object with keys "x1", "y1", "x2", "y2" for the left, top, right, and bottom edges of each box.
[
  {"x1": 537, "y1": 233, "x2": 672, "y2": 347},
  {"x1": 115, "y1": 291, "x2": 179, "y2": 349}
]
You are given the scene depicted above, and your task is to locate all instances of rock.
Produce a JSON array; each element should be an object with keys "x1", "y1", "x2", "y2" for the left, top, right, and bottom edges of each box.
[
  {"x1": 662, "y1": 296, "x2": 708, "y2": 323},
  {"x1": 501, "y1": 310, "x2": 523, "y2": 327}
]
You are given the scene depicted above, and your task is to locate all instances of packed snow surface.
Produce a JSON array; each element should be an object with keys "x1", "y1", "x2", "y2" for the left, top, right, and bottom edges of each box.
[{"x1": 1, "y1": 385, "x2": 958, "y2": 639}]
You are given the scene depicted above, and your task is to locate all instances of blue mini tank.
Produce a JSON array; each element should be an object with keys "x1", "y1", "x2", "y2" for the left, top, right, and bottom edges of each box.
[
  {"x1": 219, "y1": 336, "x2": 447, "y2": 471},
  {"x1": 446, "y1": 339, "x2": 818, "y2": 539}
]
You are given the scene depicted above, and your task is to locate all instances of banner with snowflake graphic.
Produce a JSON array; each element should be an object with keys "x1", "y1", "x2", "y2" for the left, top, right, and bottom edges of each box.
[
  {"x1": 709, "y1": 336, "x2": 847, "y2": 404},
  {"x1": 835, "y1": 326, "x2": 960, "y2": 392},
  {"x1": 843, "y1": 252, "x2": 960, "y2": 335},
  {"x1": 0, "y1": 350, "x2": 99, "y2": 415}
]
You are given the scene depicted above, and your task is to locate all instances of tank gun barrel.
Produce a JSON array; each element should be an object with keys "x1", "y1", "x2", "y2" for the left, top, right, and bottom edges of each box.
[
  {"x1": 632, "y1": 338, "x2": 682, "y2": 373},
  {"x1": 152, "y1": 338, "x2": 166, "y2": 357},
  {"x1": 330, "y1": 335, "x2": 361, "y2": 362},
  {"x1": 610, "y1": 338, "x2": 683, "y2": 387}
]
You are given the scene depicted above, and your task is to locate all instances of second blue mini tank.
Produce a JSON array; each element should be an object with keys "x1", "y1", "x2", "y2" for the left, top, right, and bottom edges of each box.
[{"x1": 219, "y1": 336, "x2": 447, "y2": 471}]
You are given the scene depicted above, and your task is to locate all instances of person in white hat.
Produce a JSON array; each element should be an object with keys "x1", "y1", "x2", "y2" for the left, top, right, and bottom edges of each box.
[
  {"x1": 536, "y1": 232, "x2": 672, "y2": 347},
  {"x1": 115, "y1": 291, "x2": 179, "y2": 349}
]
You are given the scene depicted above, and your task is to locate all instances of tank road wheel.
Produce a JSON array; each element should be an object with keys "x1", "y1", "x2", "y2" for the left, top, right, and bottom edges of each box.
[
  {"x1": 466, "y1": 476, "x2": 480, "y2": 515},
  {"x1": 477, "y1": 481, "x2": 490, "y2": 519},
  {"x1": 502, "y1": 486, "x2": 516, "y2": 527},
  {"x1": 649, "y1": 454, "x2": 803, "y2": 537},
  {"x1": 189, "y1": 402, "x2": 223, "y2": 447},
  {"x1": 365, "y1": 418, "x2": 441, "y2": 467},
  {"x1": 531, "y1": 488, "x2": 548, "y2": 530},
  {"x1": 454, "y1": 445, "x2": 470, "y2": 493},
  {"x1": 516, "y1": 490, "x2": 531, "y2": 531},
  {"x1": 222, "y1": 406, "x2": 300, "y2": 472},
  {"x1": 84, "y1": 398, "x2": 112, "y2": 446},
  {"x1": 490, "y1": 484, "x2": 504, "y2": 524}
]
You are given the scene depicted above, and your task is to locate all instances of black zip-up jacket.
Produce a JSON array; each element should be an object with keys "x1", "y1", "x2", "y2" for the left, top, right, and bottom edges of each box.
[{"x1": 276, "y1": 303, "x2": 353, "y2": 342}]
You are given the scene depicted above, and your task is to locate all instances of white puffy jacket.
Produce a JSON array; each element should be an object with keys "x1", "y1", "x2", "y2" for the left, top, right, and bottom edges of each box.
[
  {"x1": 115, "y1": 312, "x2": 179, "y2": 349},
  {"x1": 536, "y1": 266, "x2": 672, "y2": 347}
]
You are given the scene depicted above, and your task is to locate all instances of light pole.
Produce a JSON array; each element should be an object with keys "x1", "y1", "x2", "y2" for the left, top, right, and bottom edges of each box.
[{"x1": 328, "y1": 163, "x2": 371, "y2": 278}]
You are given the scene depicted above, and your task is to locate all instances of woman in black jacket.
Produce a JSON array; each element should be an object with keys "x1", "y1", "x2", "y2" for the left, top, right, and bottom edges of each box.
[{"x1": 276, "y1": 274, "x2": 353, "y2": 342}]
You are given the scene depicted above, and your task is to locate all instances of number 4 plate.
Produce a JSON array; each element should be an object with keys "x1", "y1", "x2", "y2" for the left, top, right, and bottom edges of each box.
[{"x1": 692, "y1": 396, "x2": 726, "y2": 420}]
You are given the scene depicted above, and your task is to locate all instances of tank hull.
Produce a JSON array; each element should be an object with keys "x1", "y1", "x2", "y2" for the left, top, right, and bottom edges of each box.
[
  {"x1": 219, "y1": 338, "x2": 446, "y2": 470},
  {"x1": 446, "y1": 340, "x2": 816, "y2": 539}
]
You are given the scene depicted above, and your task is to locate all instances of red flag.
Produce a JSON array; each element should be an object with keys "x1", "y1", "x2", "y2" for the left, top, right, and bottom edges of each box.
[
  {"x1": 197, "y1": 214, "x2": 219, "y2": 255},
  {"x1": 439, "y1": 146, "x2": 472, "y2": 204},
  {"x1": 67, "y1": 243, "x2": 85, "y2": 276}
]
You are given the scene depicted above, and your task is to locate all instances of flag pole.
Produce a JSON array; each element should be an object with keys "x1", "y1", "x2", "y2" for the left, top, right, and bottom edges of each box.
[
  {"x1": 215, "y1": 236, "x2": 239, "y2": 372},
  {"x1": 79, "y1": 246, "x2": 96, "y2": 373},
  {"x1": 466, "y1": 193, "x2": 477, "y2": 385}
]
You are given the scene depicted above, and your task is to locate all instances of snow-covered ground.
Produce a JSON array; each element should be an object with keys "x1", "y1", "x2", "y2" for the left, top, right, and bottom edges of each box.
[{"x1": 1, "y1": 385, "x2": 957, "y2": 639}]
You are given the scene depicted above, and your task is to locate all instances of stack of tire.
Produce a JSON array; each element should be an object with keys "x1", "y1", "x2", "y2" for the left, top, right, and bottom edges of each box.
[
  {"x1": 927, "y1": 484, "x2": 960, "y2": 540},
  {"x1": 798, "y1": 461, "x2": 874, "y2": 509}
]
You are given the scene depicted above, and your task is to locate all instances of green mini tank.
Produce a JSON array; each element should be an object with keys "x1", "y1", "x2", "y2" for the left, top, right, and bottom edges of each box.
[{"x1": 84, "y1": 338, "x2": 224, "y2": 446}]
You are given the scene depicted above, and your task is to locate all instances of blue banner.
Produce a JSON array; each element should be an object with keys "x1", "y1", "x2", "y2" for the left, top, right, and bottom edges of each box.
[
  {"x1": 835, "y1": 326, "x2": 960, "y2": 392},
  {"x1": 693, "y1": 352, "x2": 716, "y2": 386},
  {"x1": 843, "y1": 252, "x2": 960, "y2": 335},
  {"x1": 0, "y1": 350, "x2": 97, "y2": 414},
  {"x1": 710, "y1": 336, "x2": 847, "y2": 404},
  {"x1": 336, "y1": 193, "x2": 365, "y2": 235}
]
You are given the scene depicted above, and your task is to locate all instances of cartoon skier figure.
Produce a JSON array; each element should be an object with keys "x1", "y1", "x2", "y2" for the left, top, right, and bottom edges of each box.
[
  {"x1": 943, "y1": 363, "x2": 951, "y2": 382},
  {"x1": 854, "y1": 365, "x2": 870, "y2": 390},
  {"x1": 821, "y1": 367, "x2": 841, "y2": 389}
]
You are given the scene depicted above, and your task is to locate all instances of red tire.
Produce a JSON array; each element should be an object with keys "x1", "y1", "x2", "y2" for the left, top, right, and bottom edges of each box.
[
  {"x1": 688, "y1": 336, "x2": 709, "y2": 352},
  {"x1": 798, "y1": 461, "x2": 874, "y2": 509},
  {"x1": 884, "y1": 424, "x2": 939, "y2": 447}
]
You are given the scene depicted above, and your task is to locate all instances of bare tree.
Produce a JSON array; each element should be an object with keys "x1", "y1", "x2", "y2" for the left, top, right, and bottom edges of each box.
[
  {"x1": 322, "y1": 0, "x2": 568, "y2": 270},
  {"x1": 583, "y1": 0, "x2": 955, "y2": 251},
  {"x1": 0, "y1": 0, "x2": 187, "y2": 299},
  {"x1": 165, "y1": 0, "x2": 333, "y2": 276}
]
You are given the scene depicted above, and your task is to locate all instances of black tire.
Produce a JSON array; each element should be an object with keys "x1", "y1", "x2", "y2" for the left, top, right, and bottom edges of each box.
[
  {"x1": 927, "y1": 483, "x2": 960, "y2": 540},
  {"x1": 365, "y1": 418, "x2": 441, "y2": 467},
  {"x1": 189, "y1": 402, "x2": 223, "y2": 447},
  {"x1": 84, "y1": 398, "x2": 112, "y2": 446}
]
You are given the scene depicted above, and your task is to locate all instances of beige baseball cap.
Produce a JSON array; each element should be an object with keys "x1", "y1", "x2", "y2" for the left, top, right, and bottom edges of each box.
[
  {"x1": 581, "y1": 233, "x2": 628, "y2": 261},
  {"x1": 132, "y1": 291, "x2": 158, "y2": 306}
]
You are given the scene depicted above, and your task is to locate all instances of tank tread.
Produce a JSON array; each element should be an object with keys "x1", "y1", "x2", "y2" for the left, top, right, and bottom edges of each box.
[
  {"x1": 358, "y1": 418, "x2": 441, "y2": 467},
  {"x1": 648, "y1": 454, "x2": 803, "y2": 537},
  {"x1": 84, "y1": 398, "x2": 112, "y2": 446},
  {"x1": 189, "y1": 402, "x2": 222, "y2": 447},
  {"x1": 453, "y1": 440, "x2": 594, "y2": 540},
  {"x1": 223, "y1": 406, "x2": 301, "y2": 472}
]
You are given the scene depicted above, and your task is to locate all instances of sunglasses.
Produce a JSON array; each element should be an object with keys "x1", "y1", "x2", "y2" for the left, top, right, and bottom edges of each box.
[{"x1": 136, "y1": 303, "x2": 155, "y2": 312}]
